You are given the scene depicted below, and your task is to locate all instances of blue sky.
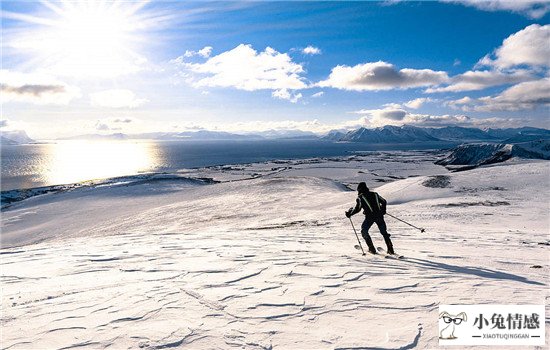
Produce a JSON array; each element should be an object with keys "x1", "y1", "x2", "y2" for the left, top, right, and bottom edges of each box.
[{"x1": 1, "y1": 1, "x2": 549, "y2": 139}]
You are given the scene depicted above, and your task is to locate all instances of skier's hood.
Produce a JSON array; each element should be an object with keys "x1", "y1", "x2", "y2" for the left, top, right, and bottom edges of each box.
[{"x1": 357, "y1": 182, "x2": 369, "y2": 194}]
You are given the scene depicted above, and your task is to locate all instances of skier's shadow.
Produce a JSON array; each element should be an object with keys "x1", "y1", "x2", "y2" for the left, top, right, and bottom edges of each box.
[{"x1": 399, "y1": 257, "x2": 545, "y2": 286}]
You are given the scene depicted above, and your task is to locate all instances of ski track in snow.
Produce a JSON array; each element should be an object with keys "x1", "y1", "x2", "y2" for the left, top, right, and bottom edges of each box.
[{"x1": 1, "y1": 154, "x2": 549, "y2": 349}]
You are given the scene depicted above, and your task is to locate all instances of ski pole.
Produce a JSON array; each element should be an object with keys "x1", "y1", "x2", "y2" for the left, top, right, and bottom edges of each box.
[
  {"x1": 348, "y1": 217, "x2": 366, "y2": 255},
  {"x1": 386, "y1": 213, "x2": 425, "y2": 233}
]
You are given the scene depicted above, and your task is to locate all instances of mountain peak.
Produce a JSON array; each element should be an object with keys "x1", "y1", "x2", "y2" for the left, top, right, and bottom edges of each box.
[{"x1": 1, "y1": 130, "x2": 35, "y2": 145}]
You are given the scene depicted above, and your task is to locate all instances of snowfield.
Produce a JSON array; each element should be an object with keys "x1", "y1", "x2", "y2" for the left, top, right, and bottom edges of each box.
[{"x1": 1, "y1": 155, "x2": 549, "y2": 349}]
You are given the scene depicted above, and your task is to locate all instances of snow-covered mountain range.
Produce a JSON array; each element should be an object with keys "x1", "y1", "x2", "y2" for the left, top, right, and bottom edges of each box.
[
  {"x1": 325, "y1": 125, "x2": 550, "y2": 143},
  {"x1": 5, "y1": 125, "x2": 550, "y2": 144},
  {"x1": 436, "y1": 139, "x2": 550, "y2": 169},
  {"x1": 338, "y1": 125, "x2": 439, "y2": 143}
]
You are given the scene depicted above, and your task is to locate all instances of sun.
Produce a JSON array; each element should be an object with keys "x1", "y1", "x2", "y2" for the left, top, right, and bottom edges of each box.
[{"x1": 4, "y1": 0, "x2": 164, "y2": 79}]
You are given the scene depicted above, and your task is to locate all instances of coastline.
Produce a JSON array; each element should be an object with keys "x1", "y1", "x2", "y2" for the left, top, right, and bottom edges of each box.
[
  {"x1": 1, "y1": 148, "x2": 447, "y2": 208},
  {"x1": 0, "y1": 139, "x2": 460, "y2": 193}
]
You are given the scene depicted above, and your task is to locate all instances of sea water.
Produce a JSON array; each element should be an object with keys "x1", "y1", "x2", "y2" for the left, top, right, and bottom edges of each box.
[{"x1": 1, "y1": 139, "x2": 456, "y2": 191}]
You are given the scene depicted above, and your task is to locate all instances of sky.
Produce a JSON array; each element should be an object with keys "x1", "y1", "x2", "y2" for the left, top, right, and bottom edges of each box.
[{"x1": 1, "y1": 0, "x2": 549, "y2": 139}]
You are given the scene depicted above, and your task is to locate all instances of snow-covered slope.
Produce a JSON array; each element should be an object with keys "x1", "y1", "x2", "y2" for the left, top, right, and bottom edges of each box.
[
  {"x1": 425, "y1": 126, "x2": 496, "y2": 141},
  {"x1": 436, "y1": 140, "x2": 550, "y2": 169},
  {"x1": 1, "y1": 158, "x2": 548, "y2": 349},
  {"x1": 321, "y1": 129, "x2": 347, "y2": 141}
]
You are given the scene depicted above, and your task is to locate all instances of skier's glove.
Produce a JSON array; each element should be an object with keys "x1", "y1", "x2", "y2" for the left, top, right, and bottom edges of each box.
[{"x1": 345, "y1": 210, "x2": 352, "y2": 218}]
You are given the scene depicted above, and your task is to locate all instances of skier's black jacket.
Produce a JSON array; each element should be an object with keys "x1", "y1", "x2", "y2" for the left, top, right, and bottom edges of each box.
[{"x1": 348, "y1": 191, "x2": 387, "y2": 218}]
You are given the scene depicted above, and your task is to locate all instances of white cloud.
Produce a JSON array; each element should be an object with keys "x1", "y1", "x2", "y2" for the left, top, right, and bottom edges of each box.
[
  {"x1": 427, "y1": 69, "x2": 536, "y2": 93},
  {"x1": 272, "y1": 89, "x2": 302, "y2": 103},
  {"x1": 446, "y1": 1, "x2": 550, "y2": 19},
  {"x1": 446, "y1": 96, "x2": 476, "y2": 111},
  {"x1": 382, "y1": 102, "x2": 403, "y2": 109},
  {"x1": 95, "y1": 120, "x2": 112, "y2": 131},
  {"x1": 182, "y1": 46, "x2": 213, "y2": 58},
  {"x1": 349, "y1": 106, "x2": 520, "y2": 128},
  {"x1": 317, "y1": 61, "x2": 449, "y2": 91},
  {"x1": 448, "y1": 78, "x2": 550, "y2": 112},
  {"x1": 477, "y1": 78, "x2": 550, "y2": 111},
  {"x1": 477, "y1": 24, "x2": 550, "y2": 69},
  {"x1": 311, "y1": 91, "x2": 324, "y2": 98},
  {"x1": 0, "y1": 70, "x2": 80, "y2": 105},
  {"x1": 427, "y1": 25, "x2": 547, "y2": 94},
  {"x1": 404, "y1": 114, "x2": 474, "y2": 127},
  {"x1": 90, "y1": 89, "x2": 148, "y2": 109},
  {"x1": 375, "y1": 109, "x2": 408, "y2": 121},
  {"x1": 112, "y1": 118, "x2": 134, "y2": 123},
  {"x1": 175, "y1": 44, "x2": 308, "y2": 94},
  {"x1": 352, "y1": 107, "x2": 409, "y2": 126},
  {"x1": 404, "y1": 97, "x2": 433, "y2": 109},
  {"x1": 302, "y1": 46, "x2": 321, "y2": 55}
]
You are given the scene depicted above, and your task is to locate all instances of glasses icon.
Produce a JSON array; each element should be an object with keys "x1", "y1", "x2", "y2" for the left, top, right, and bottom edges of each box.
[{"x1": 442, "y1": 316, "x2": 464, "y2": 325}]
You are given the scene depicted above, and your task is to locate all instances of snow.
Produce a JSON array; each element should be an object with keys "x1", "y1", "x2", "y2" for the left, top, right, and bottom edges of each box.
[
  {"x1": 1, "y1": 152, "x2": 549, "y2": 349},
  {"x1": 436, "y1": 140, "x2": 550, "y2": 169}
]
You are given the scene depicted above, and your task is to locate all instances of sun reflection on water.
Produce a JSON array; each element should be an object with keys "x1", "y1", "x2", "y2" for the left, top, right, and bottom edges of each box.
[{"x1": 44, "y1": 141, "x2": 158, "y2": 185}]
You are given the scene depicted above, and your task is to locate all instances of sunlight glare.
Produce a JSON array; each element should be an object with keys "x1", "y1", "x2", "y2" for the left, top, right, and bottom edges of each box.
[{"x1": 45, "y1": 141, "x2": 157, "y2": 185}]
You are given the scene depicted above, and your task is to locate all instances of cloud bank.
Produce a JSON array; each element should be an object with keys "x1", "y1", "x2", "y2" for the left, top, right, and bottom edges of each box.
[
  {"x1": 431, "y1": 24, "x2": 549, "y2": 113},
  {"x1": 351, "y1": 106, "x2": 522, "y2": 128},
  {"x1": 450, "y1": 78, "x2": 550, "y2": 112},
  {"x1": 317, "y1": 61, "x2": 449, "y2": 91},
  {"x1": 426, "y1": 69, "x2": 536, "y2": 92},
  {"x1": 477, "y1": 24, "x2": 550, "y2": 69},
  {"x1": 175, "y1": 44, "x2": 308, "y2": 93}
]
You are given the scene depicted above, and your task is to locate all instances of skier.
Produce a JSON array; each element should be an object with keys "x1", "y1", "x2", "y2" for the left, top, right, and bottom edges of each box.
[{"x1": 345, "y1": 182, "x2": 395, "y2": 255}]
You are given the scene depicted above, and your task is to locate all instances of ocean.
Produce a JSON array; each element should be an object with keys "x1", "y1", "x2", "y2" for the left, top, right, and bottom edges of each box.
[{"x1": 0, "y1": 139, "x2": 457, "y2": 191}]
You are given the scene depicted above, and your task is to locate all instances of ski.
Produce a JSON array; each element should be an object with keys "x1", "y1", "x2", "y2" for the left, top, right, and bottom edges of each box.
[
  {"x1": 354, "y1": 245, "x2": 387, "y2": 257},
  {"x1": 377, "y1": 246, "x2": 404, "y2": 259}
]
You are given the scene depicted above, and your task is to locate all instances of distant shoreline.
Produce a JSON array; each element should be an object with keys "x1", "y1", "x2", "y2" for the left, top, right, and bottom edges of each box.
[
  {"x1": 0, "y1": 150, "x2": 442, "y2": 208},
  {"x1": 0, "y1": 140, "x2": 459, "y2": 193}
]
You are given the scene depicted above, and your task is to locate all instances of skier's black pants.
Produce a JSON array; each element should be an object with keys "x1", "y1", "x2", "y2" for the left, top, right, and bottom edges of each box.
[{"x1": 361, "y1": 216, "x2": 394, "y2": 253}]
